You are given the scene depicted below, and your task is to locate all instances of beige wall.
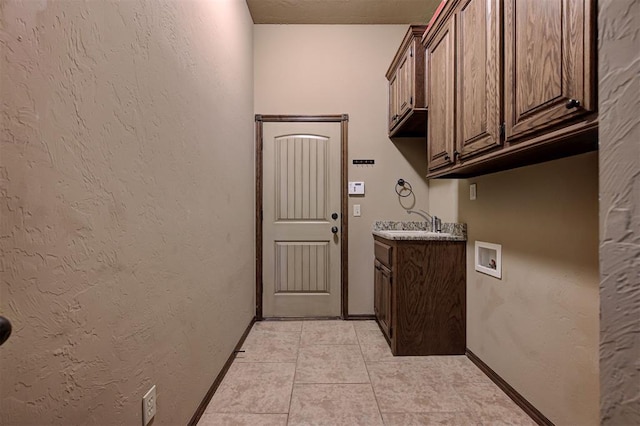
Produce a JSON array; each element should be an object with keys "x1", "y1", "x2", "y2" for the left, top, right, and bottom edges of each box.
[
  {"x1": 428, "y1": 179, "x2": 460, "y2": 222},
  {"x1": 455, "y1": 152, "x2": 600, "y2": 425},
  {"x1": 0, "y1": 1, "x2": 255, "y2": 424},
  {"x1": 598, "y1": 0, "x2": 640, "y2": 424},
  {"x1": 254, "y1": 25, "x2": 431, "y2": 315}
]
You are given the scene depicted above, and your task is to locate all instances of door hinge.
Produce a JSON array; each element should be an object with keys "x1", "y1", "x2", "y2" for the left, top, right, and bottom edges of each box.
[
  {"x1": 389, "y1": 326, "x2": 393, "y2": 338},
  {"x1": 260, "y1": 210, "x2": 263, "y2": 221},
  {"x1": 499, "y1": 122, "x2": 505, "y2": 139},
  {"x1": 410, "y1": 96, "x2": 413, "y2": 105},
  {"x1": 410, "y1": 46, "x2": 413, "y2": 57}
]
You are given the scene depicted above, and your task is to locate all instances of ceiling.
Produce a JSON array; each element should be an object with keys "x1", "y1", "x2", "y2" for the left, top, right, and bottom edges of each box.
[{"x1": 246, "y1": 0, "x2": 442, "y2": 25}]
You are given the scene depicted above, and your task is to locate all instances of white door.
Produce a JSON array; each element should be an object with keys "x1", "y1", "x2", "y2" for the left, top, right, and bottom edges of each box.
[{"x1": 262, "y1": 121, "x2": 342, "y2": 317}]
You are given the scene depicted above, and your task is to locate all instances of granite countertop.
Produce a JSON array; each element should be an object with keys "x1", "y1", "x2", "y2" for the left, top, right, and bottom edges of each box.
[{"x1": 372, "y1": 220, "x2": 467, "y2": 241}]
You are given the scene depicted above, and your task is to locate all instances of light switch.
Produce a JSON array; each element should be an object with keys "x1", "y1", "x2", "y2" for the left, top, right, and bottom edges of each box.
[
  {"x1": 353, "y1": 204, "x2": 361, "y2": 217},
  {"x1": 470, "y1": 183, "x2": 477, "y2": 200}
]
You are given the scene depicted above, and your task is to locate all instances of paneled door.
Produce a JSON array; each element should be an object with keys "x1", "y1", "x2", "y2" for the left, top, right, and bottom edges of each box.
[
  {"x1": 427, "y1": 16, "x2": 456, "y2": 172},
  {"x1": 456, "y1": 0, "x2": 501, "y2": 158},
  {"x1": 504, "y1": 0, "x2": 595, "y2": 141},
  {"x1": 262, "y1": 121, "x2": 342, "y2": 317}
]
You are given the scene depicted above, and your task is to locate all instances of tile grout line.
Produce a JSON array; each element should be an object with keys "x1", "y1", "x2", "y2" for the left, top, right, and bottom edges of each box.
[
  {"x1": 285, "y1": 323, "x2": 304, "y2": 425},
  {"x1": 356, "y1": 323, "x2": 387, "y2": 425}
]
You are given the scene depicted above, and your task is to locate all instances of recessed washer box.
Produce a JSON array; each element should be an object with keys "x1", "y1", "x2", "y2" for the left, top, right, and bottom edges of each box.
[{"x1": 475, "y1": 241, "x2": 502, "y2": 279}]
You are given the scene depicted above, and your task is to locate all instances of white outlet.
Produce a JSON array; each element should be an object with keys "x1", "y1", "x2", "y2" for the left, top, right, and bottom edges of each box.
[
  {"x1": 353, "y1": 204, "x2": 361, "y2": 217},
  {"x1": 142, "y1": 385, "x2": 156, "y2": 425}
]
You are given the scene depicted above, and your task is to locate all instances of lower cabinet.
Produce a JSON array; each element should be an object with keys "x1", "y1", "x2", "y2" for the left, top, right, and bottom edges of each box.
[
  {"x1": 373, "y1": 236, "x2": 466, "y2": 356},
  {"x1": 374, "y1": 259, "x2": 392, "y2": 339}
]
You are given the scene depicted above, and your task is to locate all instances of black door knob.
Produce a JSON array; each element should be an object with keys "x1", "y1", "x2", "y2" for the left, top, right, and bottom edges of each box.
[
  {"x1": 0, "y1": 316, "x2": 12, "y2": 346},
  {"x1": 331, "y1": 212, "x2": 338, "y2": 220},
  {"x1": 331, "y1": 226, "x2": 339, "y2": 234},
  {"x1": 566, "y1": 99, "x2": 581, "y2": 109}
]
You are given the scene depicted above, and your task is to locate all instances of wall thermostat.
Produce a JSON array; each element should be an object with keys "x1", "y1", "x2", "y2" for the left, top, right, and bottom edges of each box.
[{"x1": 348, "y1": 181, "x2": 365, "y2": 195}]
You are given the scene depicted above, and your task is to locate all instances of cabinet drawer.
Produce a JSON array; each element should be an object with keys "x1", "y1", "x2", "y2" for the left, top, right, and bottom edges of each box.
[{"x1": 374, "y1": 240, "x2": 393, "y2": 269}]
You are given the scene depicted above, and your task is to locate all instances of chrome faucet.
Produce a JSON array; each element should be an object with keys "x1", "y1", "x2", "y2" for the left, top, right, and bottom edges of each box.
[{"x1": 407, "y1": 209, "x2": 442, "y2": 233}]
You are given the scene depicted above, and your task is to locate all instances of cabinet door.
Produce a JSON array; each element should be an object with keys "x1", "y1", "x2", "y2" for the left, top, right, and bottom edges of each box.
[
  {"x1": 427, "y1": 17, "x2": 456, "y2": 172},
  {"x1": 374, "y1": 259, "x2": 391, "y2": 340},
  {"x1": 388, "y1": 72, "x2": 400, "y2": 130},
  {"x1": 456, "y1": 0, "x2": 501, "y2": 158},
  {"x1": 380, "y1": 265, "x2": 392, "y2": 339},
  {"x1": 504, "y1": 0, "x2": 595, "y2": 141},
  {"x1": 398, "y1": 45, "x2": 414, "y2": 118},
  {"x1": 373, "y1": 260, "x2": 382, "y2": 319}
]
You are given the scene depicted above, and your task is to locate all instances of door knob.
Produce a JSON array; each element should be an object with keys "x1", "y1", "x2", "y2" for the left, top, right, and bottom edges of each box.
[
  {"x1": 331, "y1": 226, "x2": 339, "y2": 234},
  {"x1": 0, "y1": 316, "x2": 12, "y2": 346},
  {"x1": 566, "y1": 99, "x2": 581, "y2": 109},
  {"x1": 331, "y1": 212, "x2": 338, "y2": 220}
]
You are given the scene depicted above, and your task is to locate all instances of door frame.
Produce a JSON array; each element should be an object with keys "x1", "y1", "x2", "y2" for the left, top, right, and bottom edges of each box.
[{"x1": 255, "y1": 114, "x2": 349, "y2": 320}]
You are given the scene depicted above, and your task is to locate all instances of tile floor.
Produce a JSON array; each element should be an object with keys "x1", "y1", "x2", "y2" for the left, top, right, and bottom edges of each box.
[{"x1": 199, "y1": 320, "x2": 536, "y2": 426}]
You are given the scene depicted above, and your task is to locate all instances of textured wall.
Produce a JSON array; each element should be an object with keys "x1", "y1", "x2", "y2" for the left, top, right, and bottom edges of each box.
[
  {"x1": 254, "y1": 25, "x2": 431, "y2": 315},
  {"x1": 428, "y1": 179, "x2": 460, "y2": 222},
  {"x1": 0, "y1": 1, "x2": 255, "y2": 424},
  {"x1": 458, "y1": 153, "x2": 600, "y2": 425},
  {"x1": 598, "y1": 0, "x2": 640, "y2": 424}
]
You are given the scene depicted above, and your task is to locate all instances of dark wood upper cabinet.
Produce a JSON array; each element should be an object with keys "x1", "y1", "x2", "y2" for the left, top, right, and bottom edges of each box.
[
  {"x1": 504, "y1": 0, "x2": 596, "y2": 141},
  {"x1": 397, "y1": 48, "x2": 412, "y2": 116},
  {"x1": 456, "y1": 0, "x2": 501, "y2": 158},
  {"x1": 386, "y1": 25, "x2": 428, "y2": 137},
  {"x1": 424, "y1": 0, "x2": 502, "y2": 172},
  {"x1": 421, "y1": 0, "x2": 597, "y2": 178},
  {"x1": 388, "y1": 73, "x2": 400, "y2": 130},
  {"x1": 426, "y1": 17, "x2": 456, "y2": 171}
]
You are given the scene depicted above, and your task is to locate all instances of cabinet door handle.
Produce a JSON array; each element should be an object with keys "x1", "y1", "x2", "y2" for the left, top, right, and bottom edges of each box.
[
  {"x1": 453, "y1": 150, "x2": 460, "y2": 159},
  {"x1": 444, "y1": 154, "x2": 451, "y2": 161},
  {"x1": 566, "y1": 99, "x2": 581, "y2": 109}
]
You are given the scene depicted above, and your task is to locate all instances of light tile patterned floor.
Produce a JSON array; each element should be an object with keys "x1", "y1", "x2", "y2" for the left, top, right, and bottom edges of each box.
[{"x1": 199, "y1": 320, "x2": 536, "y2": 426}]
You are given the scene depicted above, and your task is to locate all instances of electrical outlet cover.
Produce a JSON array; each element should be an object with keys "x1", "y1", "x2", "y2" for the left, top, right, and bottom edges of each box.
[
  {"x1": 470, "y1": 183, "x2": 477, "y2": 200},
  {"x1": 142, "y1": 385, "x2": 156, "y2": 425}
]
